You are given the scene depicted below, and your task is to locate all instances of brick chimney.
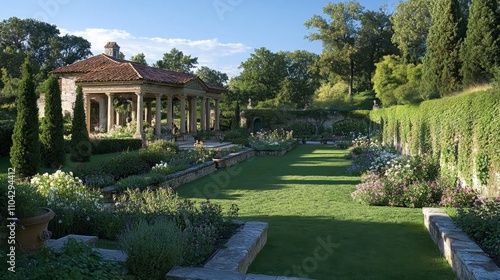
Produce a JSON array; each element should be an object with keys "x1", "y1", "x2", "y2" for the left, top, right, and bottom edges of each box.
[{"x1": 104, "y1": 42, "x2": 120, "y2": 59}]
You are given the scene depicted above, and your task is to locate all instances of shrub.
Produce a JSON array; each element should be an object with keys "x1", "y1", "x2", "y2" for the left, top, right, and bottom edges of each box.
[
  {"x1": 10, "y1": 57, "x2": 40, "y2": 177},
  {"x1": 455, "y1": 198, "x2": 500, "y2": 258},
  {"x1": 0, "y1": 123, "x2": 13, "y2": 156},
  {"x1": 332, "y1": 119, "x2": 367, "y2": 138},
  {"x1": 30, "y1": 170, "x2": 104, "y2": 238},
  {"x1": 0, "y1": 238, "x2": 125, "y2": 279},
  {"x1": 100, "y1": 152, "x2": 150, "y2": 180},
  {"x1": 351, "y1": 172, "x2": 389, "y2": 206},
  {"x1": 70, "y1": 85, "x2": 91, "y2": 162},
  {"x1": 439, "y1": 185, "x2": 478, "y2": 208},
  {"x1": 119, "y1": 219, "x2": 186, "y2": 280},
  {"x1": 90, "y1": 138, "x2": 142, "y2": 154},
  {"x1": 114, "y1": 172, "x2": 167, "y2": 192},
  {"x1": 40, "y1": 75, "x2": 65, "y2": 168},
  {"x1": 138, "y1": 147, "x2": 170, "y2": 167}
]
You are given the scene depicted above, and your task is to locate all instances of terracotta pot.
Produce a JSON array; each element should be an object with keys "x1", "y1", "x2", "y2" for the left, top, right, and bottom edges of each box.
[{"x1": 16, "y1": 207, "x2": 55, "y2": 253}]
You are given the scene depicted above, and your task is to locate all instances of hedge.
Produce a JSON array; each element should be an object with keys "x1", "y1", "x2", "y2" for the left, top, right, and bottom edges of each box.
[
  {"x1": 370, "y1": 89, "x2": 499, "y2": 197},
  {"x1": 90, "y1": 139, "x2": 142, "y2": 155},
  {"x1": 0, "y1": 123, "x2": 14, "y2": 157}
]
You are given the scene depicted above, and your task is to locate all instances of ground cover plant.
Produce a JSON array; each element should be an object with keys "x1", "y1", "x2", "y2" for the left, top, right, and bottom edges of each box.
[{"x1": 176, "y1": 145, "x2": 455, "y2": 279}]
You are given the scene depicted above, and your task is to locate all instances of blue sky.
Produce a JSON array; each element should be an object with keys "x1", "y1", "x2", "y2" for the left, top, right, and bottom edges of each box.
[{"x1": 1, "y1": 0, "x2": 400, "y2": 77}]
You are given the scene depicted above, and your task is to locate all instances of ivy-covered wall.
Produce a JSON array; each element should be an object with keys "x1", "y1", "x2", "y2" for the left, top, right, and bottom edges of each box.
[{"x1": 370, "y1": 89, "x2": 499, "y2": 197}]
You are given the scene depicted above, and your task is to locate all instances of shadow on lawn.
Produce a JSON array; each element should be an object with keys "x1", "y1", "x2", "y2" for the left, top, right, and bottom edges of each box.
[{"x1": 240, "y1": 215, "x2": 455, "y2": 280}]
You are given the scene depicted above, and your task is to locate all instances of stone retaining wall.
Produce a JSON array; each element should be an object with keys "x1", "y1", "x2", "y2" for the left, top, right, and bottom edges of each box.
[
  {"x1": 213, "y1": 148, "x2": 255, "y2": 168},
  {"x1": 160, "y1": 161, "x2": 217, "y2": 189},
  {"x1": 422, "y1": 207, "x2": 500, "y2": 280}
]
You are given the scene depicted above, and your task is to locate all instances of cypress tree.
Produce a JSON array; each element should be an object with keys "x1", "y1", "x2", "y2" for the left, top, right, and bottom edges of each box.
[
  {"x1": 70, "y1": 85, "x2": 91, "y2": 162},
  {"x1": 421, "y1": 0, "x2": 463, "y2": 99},
  {"x1": 10, "y1": 57, "x2": 40, "y2": 177},
  {"x1": 40, "y1": 75, "x2": 65, "y2": 168},
  {"x1": 460, "y1": 0, "x2": 500, "y2": 87}
]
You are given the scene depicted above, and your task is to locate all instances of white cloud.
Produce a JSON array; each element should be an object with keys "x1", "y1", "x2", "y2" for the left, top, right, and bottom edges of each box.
[{"x1": 60, "y1": 28, "x2": 251, "y2": 77}]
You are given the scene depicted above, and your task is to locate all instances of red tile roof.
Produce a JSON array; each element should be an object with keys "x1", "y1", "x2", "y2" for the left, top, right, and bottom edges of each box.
[{"x1": 50, "y1": 54, "x2": 227, "y2": 92}]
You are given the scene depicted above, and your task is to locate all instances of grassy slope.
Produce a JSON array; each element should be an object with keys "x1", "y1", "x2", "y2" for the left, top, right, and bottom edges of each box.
[{"x1": 176, "y1": 145, "x2": 455, "y2": 279}]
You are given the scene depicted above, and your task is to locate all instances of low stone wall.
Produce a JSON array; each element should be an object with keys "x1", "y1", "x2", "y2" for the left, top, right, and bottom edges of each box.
[
  {"x1": 213, "y1": 148, "x2": 255, "y2": 169},
  {"x1": 160, "y1": 161, "x2": 217, "y2": 189},
  {"x1": 255, "y1": 141, "x2": 298, "y2": 156},
  {"x1": 204, "y1": 221, "x2": 268, "y2": 273},
  {"x1": 422, "y1": 208, "x2": 500, "y2": 280}
]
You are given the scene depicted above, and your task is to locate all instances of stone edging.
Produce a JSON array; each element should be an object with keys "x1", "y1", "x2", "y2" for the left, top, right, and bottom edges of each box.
[
  {"x1": 204, "y1": 221, "x2": 268, "y2": 273},
  {"x1": 160, "y1": 161, "x2": 216, "y2": 189},
  {"x1": 255, "y1": 141, "x2": 298, "y2": 156},
  {"x1": 422, "y1": 207, "x2": 500, "y2": 280},
  {"x1": 213, "y1": 148, "x2": 255, "y2": 169}
]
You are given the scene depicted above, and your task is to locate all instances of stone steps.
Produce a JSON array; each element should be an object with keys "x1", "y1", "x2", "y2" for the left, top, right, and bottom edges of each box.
[{"x1": 46, "y1": 234, "x2": 126, "y2": 262}]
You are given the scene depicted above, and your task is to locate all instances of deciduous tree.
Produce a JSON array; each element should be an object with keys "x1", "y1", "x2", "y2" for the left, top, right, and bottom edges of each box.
[{"x1": 153, "y1": 48, "x2": 198, "y2": 74}]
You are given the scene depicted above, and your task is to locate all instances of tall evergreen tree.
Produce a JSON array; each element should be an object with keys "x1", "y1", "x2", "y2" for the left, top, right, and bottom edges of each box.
[
  {"x1": 10, "y1": 57, "x2": 40, "y2": 177},
  {"x1": 70, "y1": 85, "x2": 91, "y2": 162},
  {"x1": 421, "y1": 0, "x2": 463, "y2": 99},
  {"x1": 460, "y1": 0, "x2": 500, "y2": 87},
  {"x1": 40, "y1": 74, "x2": 65, "y2": 168}
]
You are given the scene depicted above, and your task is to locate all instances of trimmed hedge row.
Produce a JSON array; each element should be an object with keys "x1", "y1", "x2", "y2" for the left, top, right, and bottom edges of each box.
[
  {"x1": 370, "y1": 89, "x2": 499, "y2": 197},
  {"x1": 90, "y1": 139, "x2": 142, "y2": 154},
  {"x1": 0, "y1": 123, "x2": 14, "y2": 156}
]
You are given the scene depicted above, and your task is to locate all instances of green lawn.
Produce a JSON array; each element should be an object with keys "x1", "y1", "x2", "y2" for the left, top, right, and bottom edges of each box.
[{"x1": 176, "y1": 145, "x2": 455, "y2": 279}]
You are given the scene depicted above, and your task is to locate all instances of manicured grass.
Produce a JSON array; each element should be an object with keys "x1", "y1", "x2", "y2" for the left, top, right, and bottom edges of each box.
[{"x1": 176, "y1": 145, "x2": 455, "y2": 279}]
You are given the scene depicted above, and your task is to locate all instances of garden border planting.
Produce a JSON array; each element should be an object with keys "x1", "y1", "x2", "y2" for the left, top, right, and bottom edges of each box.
[{"x1": 423, "y1": 208, "x2": 500, "y2": 280}]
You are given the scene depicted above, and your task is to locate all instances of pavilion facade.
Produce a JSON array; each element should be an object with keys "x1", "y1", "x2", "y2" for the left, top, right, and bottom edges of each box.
[{"x1": 49, "y1": 42, "x2": 225, "y2": 139}]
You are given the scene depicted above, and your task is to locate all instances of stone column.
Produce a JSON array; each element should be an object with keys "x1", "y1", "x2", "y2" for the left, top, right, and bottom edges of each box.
[
  {"x1": 167, "y1": 95, "x2": 173, "y2": 130},
  {"x1": 206, "y1": 98, "x2": 211, "y2": 130},
  {"x1": 192, "y1": 97, "x2": 198, "y2": 134},
  {"x1": 200, "y1": 97, "x2": 206, "y2": 131},
  {"x1": 146, "y1": 101, "x2": 152, "y2": 124},
  {"x1": 84, "y1": 93, "x2": 91, "y2": 134},
  {"x1": 131, "y1": 98, "x2": 137, "y2": 121},
  {"x1": 98, "y1": 95, "x2": 106, "y2": 131},
  {"x1": 155, "y1": 94, "x2": 162, "y2": 137},
  {"x1": 134, "y1": 91, "x2": 144, "y2": 139},
  {"x1": 179, "y1": 96, "x2": 186, "y2": 134},
  {"x1": 215, "y1": 99, "x2": 220, "y2": 131},
  {"x1": 106, "y1": 93, "x2": 114, "y2": 132}
]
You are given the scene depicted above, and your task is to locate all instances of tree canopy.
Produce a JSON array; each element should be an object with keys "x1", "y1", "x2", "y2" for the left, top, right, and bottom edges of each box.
[
  {"x1": 153, "y1": 48, "x2": 198, "y2": 74},
  {"x1": 195, "y1": 66, "x2": 228, "y2": 88},
  {"x1": 130, "y1": 52, "x2": 148, "y2": 65}
]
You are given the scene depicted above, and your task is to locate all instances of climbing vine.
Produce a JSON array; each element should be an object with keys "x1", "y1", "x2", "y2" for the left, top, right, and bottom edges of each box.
[{"x1": 370, "y1": 89, "x2": 500, "y2": 196}]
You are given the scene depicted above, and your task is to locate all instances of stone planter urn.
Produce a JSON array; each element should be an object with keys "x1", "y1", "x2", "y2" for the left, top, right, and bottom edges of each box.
[{"x1": 16, "y1": 207, "x2": 55, "y2": 253}]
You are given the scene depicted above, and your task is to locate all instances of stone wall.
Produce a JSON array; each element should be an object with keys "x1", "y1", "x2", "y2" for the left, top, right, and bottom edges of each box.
[
  {"x1": 160, "y1": 161, "x2": 217, "y2": 189},
  {"x1": 213, "y1": 148, "x2": 255, "y2": 168},
  {"x1": 423, "y1": 208, "x2": 500, "y2": 280},
  {"x1": 38, "y1": 75, "x2": 78, "y2": 117}
]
